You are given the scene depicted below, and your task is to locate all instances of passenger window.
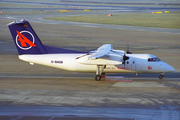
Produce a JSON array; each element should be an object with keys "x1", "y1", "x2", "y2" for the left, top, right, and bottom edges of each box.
[{"x1": 127, "y1": 61, "x2": 129, "y2": 64}]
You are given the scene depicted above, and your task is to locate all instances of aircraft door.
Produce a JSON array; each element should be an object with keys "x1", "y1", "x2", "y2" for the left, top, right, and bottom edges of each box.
[{"x1": 131, "y1": 60, "x2": 136, "y2": 71}]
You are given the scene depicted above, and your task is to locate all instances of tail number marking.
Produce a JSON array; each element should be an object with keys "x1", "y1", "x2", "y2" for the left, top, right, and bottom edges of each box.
[
  {"x1": 16, "y1": 30, "x2": 36, "y2": 50},
  {"x1": 51, "y1": 60, "x2": 63, "y2": 64}
]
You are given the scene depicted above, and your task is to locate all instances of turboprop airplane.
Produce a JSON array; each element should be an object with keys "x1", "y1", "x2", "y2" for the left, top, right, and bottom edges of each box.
[{"x1": 7, "y1": 19, "x2": 175, "y2": 81}]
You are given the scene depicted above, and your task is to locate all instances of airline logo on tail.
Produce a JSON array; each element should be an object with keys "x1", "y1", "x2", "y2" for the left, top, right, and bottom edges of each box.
[{"x1": 16, "y1": 30, "x2": 36, "y2": 50}]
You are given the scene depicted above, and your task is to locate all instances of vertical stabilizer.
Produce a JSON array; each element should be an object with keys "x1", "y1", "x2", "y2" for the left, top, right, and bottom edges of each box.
[{"x1": 7, "y1": 19, "x2": 47, "y2": 55}]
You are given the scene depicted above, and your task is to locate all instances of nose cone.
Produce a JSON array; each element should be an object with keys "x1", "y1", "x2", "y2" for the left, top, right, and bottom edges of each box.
[
  {"x1": 163, "y1": 63, "x2": 175, "y2": 73},
  {"x1": 168, "y1": 65, "x2": 175, "y2": 72}
]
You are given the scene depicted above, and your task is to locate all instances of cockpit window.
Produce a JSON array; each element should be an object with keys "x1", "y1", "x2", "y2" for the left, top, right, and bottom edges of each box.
[{"x1": 148, "y1": 58, "x2": 161, "y2": 62}]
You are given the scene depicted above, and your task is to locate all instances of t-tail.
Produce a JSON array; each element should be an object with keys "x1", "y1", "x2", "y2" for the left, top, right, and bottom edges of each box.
[{"x1": 7, "y1": 19, "x2": 47, "y2": 55}]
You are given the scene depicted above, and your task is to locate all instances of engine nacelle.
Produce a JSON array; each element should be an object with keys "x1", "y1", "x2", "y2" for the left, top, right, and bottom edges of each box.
[{"x1": 108, "y1": 54, "x2": 123, "y2": 61}]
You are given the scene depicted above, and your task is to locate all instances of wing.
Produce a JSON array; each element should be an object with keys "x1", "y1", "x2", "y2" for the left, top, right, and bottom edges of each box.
[
  {"x1": 90, "y1": 44, "x2": 112, "y2": 59},
  {"x1": 76, "y1": 44, "x2": 123, "y2": 65}
]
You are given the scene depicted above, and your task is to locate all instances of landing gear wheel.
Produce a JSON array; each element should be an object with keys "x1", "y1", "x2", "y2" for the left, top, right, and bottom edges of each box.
[
  {"x1": 159, "y1": 73, "x2": 164, "y2": 79},
  {"x1": 159, "y1": 75, "x2": 163, "y2": 79},
  {"x1": 95, "y1": 75, "x2": 101, "y2": 81}
]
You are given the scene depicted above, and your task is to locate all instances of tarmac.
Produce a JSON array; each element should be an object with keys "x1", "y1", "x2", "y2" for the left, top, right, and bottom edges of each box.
[{"x1": 0, "y1": 1, "x2": 180, "y2": 120}]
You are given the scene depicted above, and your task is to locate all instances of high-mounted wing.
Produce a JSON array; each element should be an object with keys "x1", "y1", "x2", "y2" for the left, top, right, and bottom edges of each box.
[
  {"x1": 90, "y1": 44, "x2": 112, "y2": 59},
  {"x1": 76, "y1": 44, "x2": 123, "y2": 65}
]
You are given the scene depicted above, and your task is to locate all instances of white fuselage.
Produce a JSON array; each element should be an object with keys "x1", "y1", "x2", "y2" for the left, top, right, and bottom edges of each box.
[{"x1": 19, "y1": 53, "x2": 175, "y2": 74}]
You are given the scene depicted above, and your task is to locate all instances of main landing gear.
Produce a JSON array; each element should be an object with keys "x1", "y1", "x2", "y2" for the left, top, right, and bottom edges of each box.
[
  {"x1": 159, "y1": 73, "x2": 164, "y2": 79},
  {"x1": 95, "y1": 75, "x2": 101, "y2": 81},
  {"x1": 95, "y1": 65, "x2": 106, "y2": 81}
]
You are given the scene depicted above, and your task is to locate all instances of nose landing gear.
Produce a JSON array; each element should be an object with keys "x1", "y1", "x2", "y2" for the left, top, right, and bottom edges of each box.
[
  {"x1": 95, "y1": 75, "x2": 101, "y2": 81},
  {"x1": 159, "y1": 73, "x2": 164, "y2": 79}
]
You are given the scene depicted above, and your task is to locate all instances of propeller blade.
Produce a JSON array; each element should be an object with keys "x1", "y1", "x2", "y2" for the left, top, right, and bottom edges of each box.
[
  {"x1": 123, "y1": 52, "x2": 129, "y2": 65},
  {"x1": 126, "y1": 43, "x2": 132, "y2": 54}
]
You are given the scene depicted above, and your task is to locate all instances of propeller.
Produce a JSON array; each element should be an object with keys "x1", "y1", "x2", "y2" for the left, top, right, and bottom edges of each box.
[
  {"x1": 123, "y1": 52, "x2": 129, "y2": 65},
  {"x1": 126, "y1": 43, "x2": 132, "y2": 54},
  {"x1": 123, "y1": 43, "x2": 130, "y2": 67}
]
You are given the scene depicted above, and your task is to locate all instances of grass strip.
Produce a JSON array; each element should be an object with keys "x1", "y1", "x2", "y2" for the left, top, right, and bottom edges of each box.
[{"x1": 44, "y1": 11, "x2": 180, "y2": 29}]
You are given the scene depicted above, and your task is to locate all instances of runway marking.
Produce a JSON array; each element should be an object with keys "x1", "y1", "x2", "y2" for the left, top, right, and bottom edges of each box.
[
  {"x1": 11, "y1": 116, "x2": 23, "y2": 120},
  {"x1": 48, "y1": 116, "x2": 55, "y2": 120},
  {"x1": 81, "y1": 25, "x2": 98, "y2": 28},
  {"x1": 7, "y1": 17, "x2": 16, "y2": 19}
]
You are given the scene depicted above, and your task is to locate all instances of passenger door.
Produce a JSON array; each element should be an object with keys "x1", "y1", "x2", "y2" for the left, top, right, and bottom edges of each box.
[{"x1": 131, "y1": 60, "x2": 136, "y2": 71}]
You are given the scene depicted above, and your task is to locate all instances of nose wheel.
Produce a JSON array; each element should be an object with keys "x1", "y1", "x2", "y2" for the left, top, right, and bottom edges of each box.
[{"x1": 159, "y1": 73, "x2": 164, "y2": 79}]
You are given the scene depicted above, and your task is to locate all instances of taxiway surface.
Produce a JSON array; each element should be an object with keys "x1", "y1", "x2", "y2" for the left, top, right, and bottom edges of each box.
[
  {"x1": 0, "y1": 1, "x2": 180, "y2": 119},
  {"x1": 0, "y1": 72, "x2": 180, "y2": 120}
]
